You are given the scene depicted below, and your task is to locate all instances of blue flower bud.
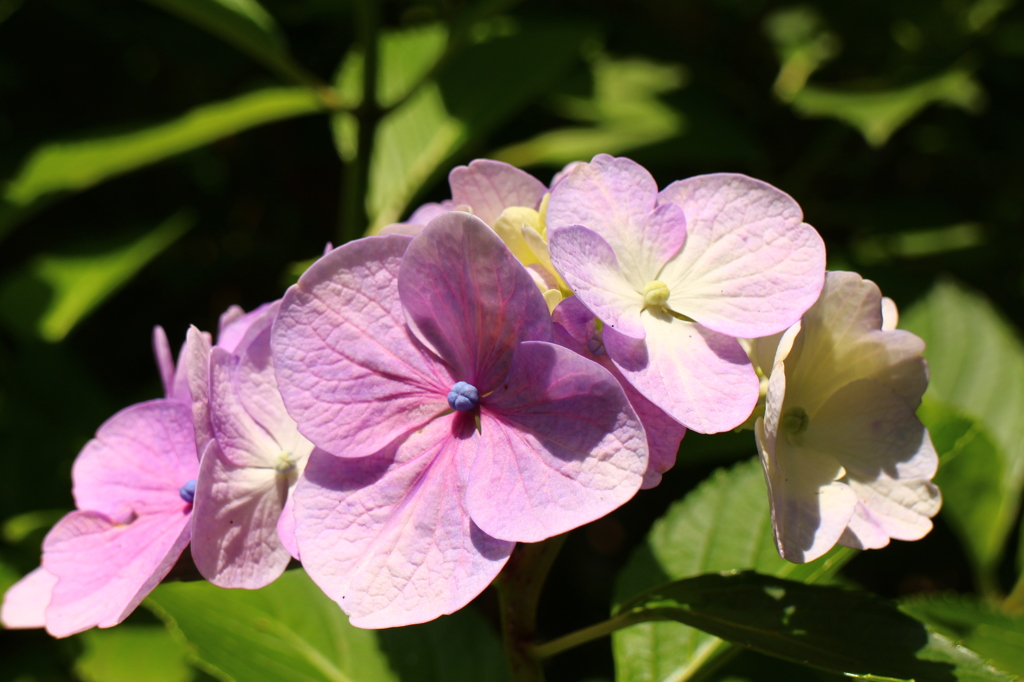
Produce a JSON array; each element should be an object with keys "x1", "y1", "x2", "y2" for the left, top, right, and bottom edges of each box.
[
  {"x1": 447, "y1": 381, "x2": 480, "y2": 412},
  {"x1": 179, "y1": 479, "x2": 197, "y2": 504}
]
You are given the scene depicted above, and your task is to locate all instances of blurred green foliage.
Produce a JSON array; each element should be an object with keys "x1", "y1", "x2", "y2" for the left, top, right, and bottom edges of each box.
[{"x1": 1, "y1": 0, "x2": 1022, "y2": 680}]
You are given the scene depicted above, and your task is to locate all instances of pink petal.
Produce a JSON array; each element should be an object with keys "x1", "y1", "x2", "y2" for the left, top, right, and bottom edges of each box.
[
  {"x1": 272, "y1": 234, "x2": 452, "y2": 458},
  {"x1": 1, "y1": 567, "x2": 57, "y2": 630},
  {"x1": 398, "y1": 212, "x2": 552, "y2": 393},
  {"x1": 277, "y1": 495, "x2": 300, "y2": 560},
  {"x1": 184, "y1": 325, "x2": 215, "y2": 455},
  {"x1": 604, "y1": 313, "x2": 759, "y2": 433},
  {"x1": 191, "y1": 442, "x2": 292, "y2": 589},
  {"x1": 546, "y1": 155, "x2": 686, "y2": 288},
  {"x1": 449, "y1": 160, "x2": 547, "y2": 226},
  {"x1": 209, "y1": 348, "x2": 281, "y2": 468},
  {"x1": 71, "y1": 400, "x2": 198, "y2": 519},
  {"x1": 657, "y1": 173, "x2": 826, "y2": 338},
  {"x1": 216, "y1": 302, "x2": 275, "y2": 354},
  {"x1": 42, "y1": 509, "x2": 191, "y2": 637},
  {"x1": 467, "y1": 341, "x2": 647, "y2": 542},
  {"x1": 552, "y1": 297, "x2": 685, "y2": 488},
  {"x1": 152, "y1": 326, "x2": 176, "y2": 399},
  {"x1": 294, "y1": 419, "x2": 513, "y2": 628},
  {"x1": 548, "y1": 225, "x2": 646, "y2": 339}
]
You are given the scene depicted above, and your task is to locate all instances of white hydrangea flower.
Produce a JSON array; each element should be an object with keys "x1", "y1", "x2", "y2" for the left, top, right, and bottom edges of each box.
[{"x1": 754, "y1": 271, "x2": 941, "y2": 563}]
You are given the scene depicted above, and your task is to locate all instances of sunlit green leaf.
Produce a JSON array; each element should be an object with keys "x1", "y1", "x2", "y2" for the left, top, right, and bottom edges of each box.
[
  {"x1": 615, "y1": 572, "x2": 1012, "y2": 682},
  {"x1": 1, "y1": 508, "x2": 66, "y2": 544},
  {"x1": 0, "y1": 86, "x2": 325, "y2": 239},
  {"x1": 918, "y1": 401, "x2": 1006, "y2": 584},
  {"x1": 74, "y1": 625, "x2": 196, "y2": 682},
  {"x1": 903, "y1": 281, "x2": 1024, "y2": 580},
  {"x1": 789, "y1": 68, "x2": 984, "y2": 147},
  {"x1": 0, "y1": 211, "x2": 194, "y2": 342},
  {"x1": 852, "y1": 222, "x2": 985, "y2": 265},
  {"x1": 141, "y1": 0, "x2": 309, "y2": 84},
  {"x1": 762, "y1": 6, "x2": 840, "y2": 102},
  {"x1": 902, "y1": 594, "x2": 1024, "y2": 676},
  {"x1": 492, "y1": 55, "x2": 686, "y2": 167},
  {"x1": 147, "y1": 568, "x2": 508, "y2": 682},
  {"x1": 613, "y1": 458, "x2": 855, "y2": 682}
]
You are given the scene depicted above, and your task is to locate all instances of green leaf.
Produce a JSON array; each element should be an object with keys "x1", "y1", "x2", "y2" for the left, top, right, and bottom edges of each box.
[
  {"x1": 902, "y1": 281, "x2": 1024, "y2": 577},
  {"x1": 0, "y1": 211, "x2": 194, "y2": 342},
  {"x1": 141, "y1": 0, "x2": 307, "y2": 84},
  {"x1": 612, "y1": 458, "x2": 855, "y2": 682},
  {"x1": 146, "y1": 568, "x2": 508, "y2": 682},
  {"x1": 615, "y1": 572, "x2": 1013, "y2": 682},
  {"x1": 1, "y1": 508, "x2": 67, "y2": 543},
  {"x1": 492, "y1": 54, "x2": 687, "y2": 168},
  {"x1": 902, "y1": 594, "x2": 1024, "y2": 676},
  {"x1": 0, "y1": 86, "x2": 324, "y2": 239},
  {"x1": 74, "y1": 625, "x2": 196, "y2": 682},
  {"x1": 917, "y1": 401, "x2": 1007, "y2": 581},
  {"x1": 342, "y1": 23, "x2": 591, "y2": 232},
  {"x1": 789, "y1": 68, "x2": 984, "y2": 147}
]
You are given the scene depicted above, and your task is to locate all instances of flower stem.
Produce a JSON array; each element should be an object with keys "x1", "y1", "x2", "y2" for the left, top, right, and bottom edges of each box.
[
  {"x1": 530, "y1": 613, "x2": 634, "y2": 660},
  {"x1": 494, "y1": 535, "x2": 567, "y2": 682}
]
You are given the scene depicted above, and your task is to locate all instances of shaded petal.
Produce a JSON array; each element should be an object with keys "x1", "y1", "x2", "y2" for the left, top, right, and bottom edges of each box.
[
  {"x1": 399, "y1": 212, "x2": 552, "y2": 393},
  {"x1": 216, "y1": 302, "x2": 275, "y2": 354},
  {"x1": 191, "y1": 442, "x2": 293, "y2": 589},
  {"x1": 294, "y1": 419, "x2": 513, "y2": 628},
  {"x1": 658, "y1": 173, "x2": 825, "y2": 337},
  {"x1": 42, "y1": 509, "x2": 191, "y2": 637},
  {"x1": 468, "y1": 341, "x2": 647, "y2": 542},
  {"x1": 273, "y1": 234, "x2": 452, "y2": 458},
  {"x1": 546, "y1": 155, "x2": 685, "y2": 287},
  {"x1": 755, "y1": 414, "x2": 857, "y2": 564},
  {"x1": 72, "y1": 400, "x2": 198, "y2": 518},
  {"x1": 184, "y1": 325, "x2": 214, "y2": 455},
  {"x1": 1, "y1": 567, "x2": 57, "y2": 629},
  {"x1": 152, "y1": 326, "x2": 175, "y2": 399},
  {"x1": 605, "y1": 312, "x2": 759, "y2": 433},
  {"x1": 449, "y1": 160, "x2": 547, "y2": 226},
  {"x1": 840, "y1": 476, "x2": 941, "y2": 550},
  {"x1": 552, "y1": 296, "x2": 685, "y2": 488},
  {"x1": 277, "y1": 495, "x2": 300, "y2": 560},
  {"x1": 548, "y1": 225, "x2": 645, "y2": 339}
]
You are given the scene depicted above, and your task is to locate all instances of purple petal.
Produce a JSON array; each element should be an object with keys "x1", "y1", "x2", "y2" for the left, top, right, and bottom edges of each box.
[
  {"x1": 42, "y1": 509, "x2": 191, "y2": 637},
  {"x1": 552, "y1": 297, "x2": 686, "y2": 488},
  {"x1": 468, "y1": 341, "x2": 647, "y2": 542},
  {"x1": 294, "y1": 418, "x2": 513, "y2": 628},
  {"x1": 604, "y1": 313, "x2": 759, "y2": 434},
  {"x1": 277, "y1": 495, "x2": 300, "y2": 560},
  {"x1": 1, "y1": 567, "x2": 57, "y2": 630},
  {"x1": 548, "y1": 225, "x2": 645, "y2": 339},
  {"x1": 546, "y1": 155, "x2": 686, "y2": 287},
  {"x1": 191, "y1": 442, "x2": 293, "y2": 589},
  {"x1": 71, "y1": 400, "x2": 198, "y2": 519},
  {"x1": 152, "y1": 326, "x2": 175, "y2": 398},
  {"x1": 399, "y1": 212, "x2": 552, "y2": 393},
  {"x1": 209, "y1": 347, "x2": 281, "y2": 468},
  {"x1": 449, "y1": 159, "x2": 547, "y2": 226},
  {"x1": 658, "y1": 173, "x2": 826, "y2": 338},
  {"x1": 216, "y1": 301, "x2": 275, "y2": 354},
  {"x1": 184, "y1": 326, "x2": 214, "y2": 454},
  {"x1": 272, "y1": 234, "x2": 453, "y2": 458}
]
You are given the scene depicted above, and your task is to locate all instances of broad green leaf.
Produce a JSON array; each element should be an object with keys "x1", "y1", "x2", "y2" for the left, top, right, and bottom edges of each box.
[
  {"x1": 918, "y1": 401, "x2": 1006, "y2": 582},
  {"x1": 0, "y1": 211, "x2": 194, "y2": 342},
  {"x1": 142, "y1": 0, "x2": 308, "y2": 84},
  {"x1": 902, "y1": 594, "x2": 1024, "y2": 676},
  {"x1": 74, "y1": 625, "x2": 195, "y2": 682},
  {"x1": 492, "y1": 55, "x2": 686, "y2": 168},
  {"x1": 147, "y1": 568, "x2": 509, "y2": 682},
  {"x1": 612, "y1": 458, "x2": 855, "y2": 682},
  {"x1": 347, "y1": 23, "x2": 591, "y2": 232},
  {"x1": 615, "y1": 572, "x2": 1012, "y2": 682},
  {"x1": 789, "y1": 68, "x2": 983, "y2": 147},
  {"x1": 0, "y1": 86, "x2": 324, "y2": 239},
  {"x1": 903, "y1": 281, "x2": 1024, "y2": 576}
]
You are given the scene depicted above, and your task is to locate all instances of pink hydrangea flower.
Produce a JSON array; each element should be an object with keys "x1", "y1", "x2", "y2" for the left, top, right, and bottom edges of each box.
[
  {"x1": 754, "y1": 271, "x2": 941, "y2": 563},
  {"x1": 547, "y1": 154, "x2": 826, "y2": 433},
  {"x1": 272, "y1": 211, "x2": 648, "y2": 627},
  {"x1": 190, "y1": 301, "x2": 314, "y2": 588}
]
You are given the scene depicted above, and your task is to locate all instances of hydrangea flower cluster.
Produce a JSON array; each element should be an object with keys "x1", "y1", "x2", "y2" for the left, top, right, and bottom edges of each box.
[{"x1": 1, "y1": 154, "x2": 940, "y2": 636}]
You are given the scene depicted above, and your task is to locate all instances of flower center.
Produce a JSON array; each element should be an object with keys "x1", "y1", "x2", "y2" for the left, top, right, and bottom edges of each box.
[
  {"x1": 780, "y1": 407, "x2": 809, "y2": 436},
  {"x1": 275, "y1": 451, "x2": 297, "y2": 476},
  {"x1": 447, "y1": 381, "x2": 480, "y2": 411},
  {"x1": 179, "y1": 479, "x2": 197, "y2": 504},
  {"x1": 643, "y1": 280, "x2": 671, "y2": 309}
]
